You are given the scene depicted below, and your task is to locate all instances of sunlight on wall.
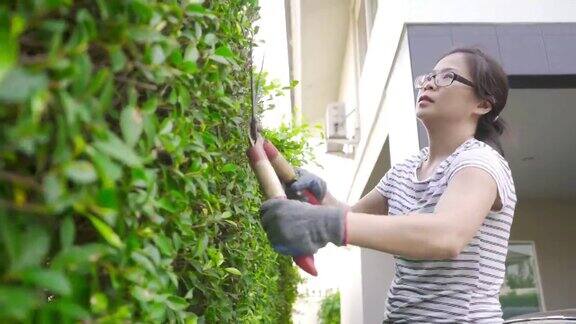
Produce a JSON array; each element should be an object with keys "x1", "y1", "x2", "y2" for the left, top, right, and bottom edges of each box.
[{"x1": 253, "y1": 1, "x2": 293, "y2": 129}]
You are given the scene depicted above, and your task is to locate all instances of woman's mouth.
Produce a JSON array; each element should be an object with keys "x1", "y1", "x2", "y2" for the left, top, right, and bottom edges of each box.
[
  {"x1": 417, "y1": 95, "x2": 434, "y2": 107},
  {"x1": 418, "y1": 100, "x2": 432, "y2": 107}
]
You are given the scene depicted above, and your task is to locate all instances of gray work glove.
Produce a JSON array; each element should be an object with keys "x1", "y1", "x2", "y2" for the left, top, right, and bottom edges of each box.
[
  {"x1": 285, "y1": 168, "x2": 327, "y2": 203},
  {"x1": 260, "y1": 198, "x2": 348, "y2": 256}
]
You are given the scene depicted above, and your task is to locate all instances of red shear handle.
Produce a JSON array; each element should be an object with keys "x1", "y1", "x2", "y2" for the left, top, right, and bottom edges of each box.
[
  {"x1": 294, "y1": 255, "x2": 317, "y2": 276},
  {"x1": 262, "y1": 140, "x2": 319, "y2": 276},
  {"x1": 302, "y1": 189, "x2": 320, "y2": 205},
  {"x1": 263, "y1": 140, "x2": 322, "y2": 206},
  {"x1": 248, "y1": 139, "x2": 318, "y2": 276}
]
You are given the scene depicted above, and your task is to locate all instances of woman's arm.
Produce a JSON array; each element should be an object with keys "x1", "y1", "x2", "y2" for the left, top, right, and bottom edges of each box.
[
  {"x1": 323, "y1": 188, "x2": 389, "y2": 215},
  {"x1": 347, "y1": 167, "x2": 498, "y2": 259},
  {"x1": 290, "y1": 168, "x2": 389, "y2": 214}
]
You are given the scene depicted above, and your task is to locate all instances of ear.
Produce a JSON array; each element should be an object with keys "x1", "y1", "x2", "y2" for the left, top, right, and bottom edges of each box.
[{"x1": 474, "y1": 97, "x2": 493, "y2": 117}]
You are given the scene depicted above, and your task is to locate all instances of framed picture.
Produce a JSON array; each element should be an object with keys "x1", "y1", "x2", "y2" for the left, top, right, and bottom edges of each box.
[{"x1": 500, "y1": 241, "x2": 546, "y2": 319}]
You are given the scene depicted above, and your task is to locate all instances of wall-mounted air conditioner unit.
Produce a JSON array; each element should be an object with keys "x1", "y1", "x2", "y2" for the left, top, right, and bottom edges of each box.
[{"x1": 325, "y1": 102, "x2": 360, "y2": 156}]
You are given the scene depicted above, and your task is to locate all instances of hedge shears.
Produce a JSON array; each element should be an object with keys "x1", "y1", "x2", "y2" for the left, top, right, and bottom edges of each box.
[{"x1": 246, "y1": 48, "x2": 320, "y2": 276}]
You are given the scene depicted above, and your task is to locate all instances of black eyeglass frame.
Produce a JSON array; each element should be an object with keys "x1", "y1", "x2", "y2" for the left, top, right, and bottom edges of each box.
[{"x1": 414, "y1": 71, "x2": 476, "y2": 89}]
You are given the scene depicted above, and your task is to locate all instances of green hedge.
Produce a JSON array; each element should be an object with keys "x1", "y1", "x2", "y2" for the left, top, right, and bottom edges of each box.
[
  {"x1": 500, "y1": 291, "x2": 540, "y2": 307},
  {"x1": 0, "y1": 0, "x2": 310, "y2": 322},
  {"x1": 318, "y1": 291, "x2": 340, "y2": 324}
]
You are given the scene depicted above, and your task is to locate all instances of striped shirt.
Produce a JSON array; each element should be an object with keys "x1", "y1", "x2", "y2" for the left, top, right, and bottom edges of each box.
[{"x1": 376, "y1": 138, "x2": 517, "y2": 323}]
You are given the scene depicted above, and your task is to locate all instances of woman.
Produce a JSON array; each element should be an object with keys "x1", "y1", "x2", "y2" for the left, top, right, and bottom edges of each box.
[{"x1": 260, "y1": 47, "x2": 516, "y2": 323}]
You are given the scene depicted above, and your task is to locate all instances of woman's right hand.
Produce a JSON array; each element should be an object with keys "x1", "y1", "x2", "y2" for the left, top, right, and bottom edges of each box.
[{"x1": 286, "y1": 168, "x2": 327, "y2": 203}]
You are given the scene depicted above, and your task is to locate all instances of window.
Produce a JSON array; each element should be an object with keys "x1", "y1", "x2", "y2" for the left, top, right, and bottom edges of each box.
[
  {"x1": 500, "y1": 242, "x2": 545, "y2": 319},
  {"x1": 354, "y1": 0, "x2": 378, "y2": 72}
]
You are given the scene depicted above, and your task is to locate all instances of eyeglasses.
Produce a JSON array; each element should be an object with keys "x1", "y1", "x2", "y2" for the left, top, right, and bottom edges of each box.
[{"x1": 414, "y1": 71, "x2": 476, "y2": 89}]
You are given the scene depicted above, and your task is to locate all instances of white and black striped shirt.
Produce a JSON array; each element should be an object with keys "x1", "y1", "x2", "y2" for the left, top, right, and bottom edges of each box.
[{"x1": 376, "y1": 138, "x2": 517, "y2": 323}]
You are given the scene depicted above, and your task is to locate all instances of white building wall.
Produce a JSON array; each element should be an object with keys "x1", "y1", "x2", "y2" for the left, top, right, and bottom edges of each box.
[
  {"x1": 337, "y1": 20, "x2": 361, "y2": 143},
  {"x1": 253, "y1": 0, "x2": 292, "y2": 129},
  {"x1": 336, "y1": 13, "x2": 366, "y2": 324},
  {"x1": 341, "y1": 28, "x2": 420, "y2": 324},
  {"x1": 347, "y1": 2, "x2": 406, "y2": 203},
  {"x1": 289, "y1": 0, "x2": 303, "y2": 126}
]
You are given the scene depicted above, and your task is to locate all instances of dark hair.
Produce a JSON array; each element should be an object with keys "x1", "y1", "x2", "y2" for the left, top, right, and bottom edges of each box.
[{"x1": 438, "y1": 47, "x2": 509, "y2": 156}]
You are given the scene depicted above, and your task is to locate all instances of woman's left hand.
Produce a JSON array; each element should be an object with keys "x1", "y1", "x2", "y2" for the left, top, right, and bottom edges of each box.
[{"x1": 259, "y1": 199, "x2": 348, "y2": 256}]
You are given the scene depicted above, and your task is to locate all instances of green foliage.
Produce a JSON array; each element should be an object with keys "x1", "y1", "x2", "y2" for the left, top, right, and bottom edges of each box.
[
  {"x1": 262, "y1": 122, "x2": 318, "y2": 169},
  {"x1": 506, "y1": 269, "x2": 535, "y2": 289},
  {"x1": 0, "y1": 0, "x2": 309, "y2": 322},
  {"x1": 500, "y1": 291, "x2": 540, "y2": 307},
  {"x1": 506, "y1": 274, "x2": 535, "y2": 289},
  {"x1": 318, "y1": 291, "x2": 340, "y2": 324}
]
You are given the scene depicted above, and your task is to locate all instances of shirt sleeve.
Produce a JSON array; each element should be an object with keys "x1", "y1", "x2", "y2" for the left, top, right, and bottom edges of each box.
[
  {"x1": 375, "y1": 167, "x2": 394, "y2": 199},
  {"x1": 446, "y1": 147, "x2": 516, "y2": 212}
]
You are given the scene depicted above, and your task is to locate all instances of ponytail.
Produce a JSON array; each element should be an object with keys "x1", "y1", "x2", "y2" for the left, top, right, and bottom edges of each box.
[{"x1": 475, "y1": 115, "x2": 507, "y2": 157}]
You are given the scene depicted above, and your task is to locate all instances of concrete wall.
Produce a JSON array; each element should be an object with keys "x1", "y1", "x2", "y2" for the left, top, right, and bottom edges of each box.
[
  {"x1": 408, "y1": 24, "x2": 576, "y2": 78},
  {"x1": 359, "y1": 140, "x2": 395, "y2": 324},
  {"x1": 510, "y1": 199, "x2": 576, "y2": 311},
  {"x1": 346, "y1": 27, "x2": 421, "y2": 204},
  {"x1": 253, "y1": 0, "x2": 292, "y2": 129},
  {"x1": 341, "y1": 29, "x2": 421, "y2": 323},
  {"x1": 300, "y1": 0, "x2": 350, "y2": 126}
]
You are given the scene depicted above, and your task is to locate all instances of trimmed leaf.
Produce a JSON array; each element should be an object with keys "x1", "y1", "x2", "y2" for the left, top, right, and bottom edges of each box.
[
  {"x1": 0, "y1": 287, "x2": 40, "y2": 320},
  {"x1": 43, "y1": 172, "x2": 64, "y2": 204},
  {"x1": 186, "y1": 4, "x2": 206, "y2": 15},
  {"x1": 225, "y1": 267, "x2": 241, "y2": 276},
  {"x1": 20, "y1": 268, "x2": 72, "y2": 296},
  {"x1": 185, "y1": 314, "x2": 199, "y2": 324},
  {"x1": 166, "y1": 295, "x2": 188, "y2": 311},
  {"x1": 93, "y1": 132, "x2": 142, "y2": 167},
  {"x1": 60, "y1": 216, "x2": 75, "y2": 250},
  {"x1": 11, "y1": 226, "x2": 50, "y2": 272},
  {"x1": 152, "y1": 234, "x2": 174, "y2": 256},
  {"x1": 209, "y1": 54, "x2": 229, "y2": 65},
  {"x1": 181, "y1": 61, "x2": 198, "y2": 73},
  {"x1": 90, "y1": 292, "x2": 108, "y2": 314},
  {"x1": 87, "y1": 146, "x2": 123, "y2": 183},
  {"x1": 214, "y1": 45, "x2": 234, "y2": 58},
  {"x1": 184, "y1": 45, "x2": 199, "y2": 63},
  {"x1": 0, "y1": 68, "x2": 48, "y2": 103},
  {"x1": 0, "y1": 12, "x2": 21, "y2": 82},
  {"x1": 120, "y1": 106, "x2": 143, "y2": 147},
  {"x1": 203, "y1": 33, "x2": 217, "y2": 46},
  {"x1": 221, "y1": 163, "x2": 237, "y2": 173},
  {"x1": 109, "y1": 46, "x2": 126, "y2": 72},
  {"x1": 87, "y1": 215, "x2": 124, "y2": 249},
  {"x1": 50, "y1": 299, "x2": 90, "y2": 320},
  {"x1": 151, "y1": 45, "x2": 166, "y2": 65},
  {"x1": 64, "y1": 160, "x2": 97, "y2": 184}
]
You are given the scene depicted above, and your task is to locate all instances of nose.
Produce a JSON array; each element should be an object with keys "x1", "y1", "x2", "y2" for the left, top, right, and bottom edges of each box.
[{"x1": 423, "y1": 77, "x2": 436, "y2": 90}]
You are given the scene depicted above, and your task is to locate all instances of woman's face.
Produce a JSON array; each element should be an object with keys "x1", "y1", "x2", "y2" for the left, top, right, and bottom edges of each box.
[{"x1": 416, "y1": 53, "x2": 483, "y2": 125}]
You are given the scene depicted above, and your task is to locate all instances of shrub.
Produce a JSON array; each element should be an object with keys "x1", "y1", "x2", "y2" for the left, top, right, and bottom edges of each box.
[
  {"x1": 318, "y1": 291, "x2": 340, "y2": 324},
  {"x1": 0, "y1": 0, "x2": 309, "y2": 322}
]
